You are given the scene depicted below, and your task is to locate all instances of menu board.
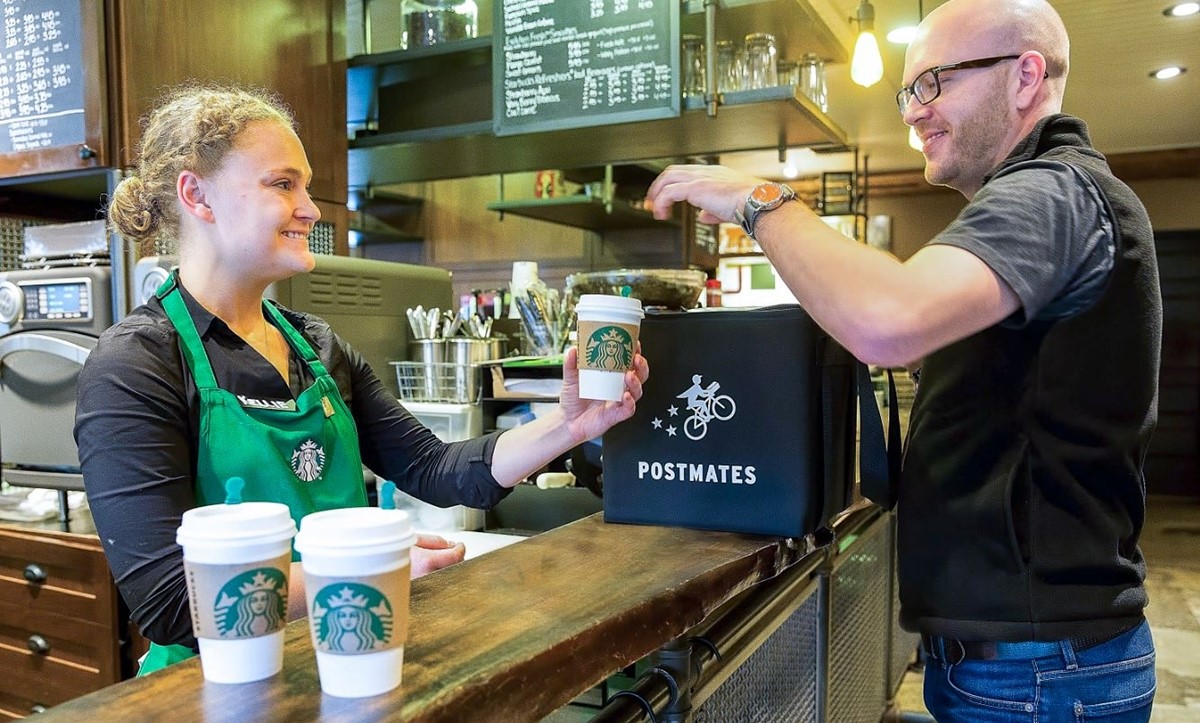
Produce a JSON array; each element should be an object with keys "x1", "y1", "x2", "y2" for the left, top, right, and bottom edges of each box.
[
  {"x1": 0, "y1": 0, "x2": 84, "y2": 154},
  {"x1": 494, "y1": 0, "x2": 679, "y2": 137}
]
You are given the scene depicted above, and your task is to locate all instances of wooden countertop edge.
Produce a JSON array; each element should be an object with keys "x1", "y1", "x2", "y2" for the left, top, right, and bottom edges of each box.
[{"x1": 38, "y1": 512, "x2": 812, "y2": 721}]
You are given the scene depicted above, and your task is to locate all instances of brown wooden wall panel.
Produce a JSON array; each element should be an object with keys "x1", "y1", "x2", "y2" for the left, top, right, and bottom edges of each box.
[
  {"x1": 1149, "y1": 230, "x2": 1200, "y2": 498},
  {"x1": 108, "y1": 0, "x2": 346, "y2": 205}
]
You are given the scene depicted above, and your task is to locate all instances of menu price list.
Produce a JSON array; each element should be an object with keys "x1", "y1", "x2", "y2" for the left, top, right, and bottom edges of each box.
[
  {"x1": 495, "y1": 0, "x2": 678, "y2": 137},
  {"x1": 0, "y1": 0, "x2": 84, "y2": 155}
]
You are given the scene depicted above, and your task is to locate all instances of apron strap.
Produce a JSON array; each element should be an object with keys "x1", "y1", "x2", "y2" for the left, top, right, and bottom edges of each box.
[
  {"x1": 263, "y1": 301, "x2": 332, "y2": 380},
  {"x1": 159, "y1": 272, "x2": 220, "y2": 391}
]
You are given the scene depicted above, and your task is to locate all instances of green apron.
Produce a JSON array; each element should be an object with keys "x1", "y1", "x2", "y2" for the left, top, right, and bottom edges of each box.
[{"x1": 138, "y1": 273, "x2": 366, "y2": 675}]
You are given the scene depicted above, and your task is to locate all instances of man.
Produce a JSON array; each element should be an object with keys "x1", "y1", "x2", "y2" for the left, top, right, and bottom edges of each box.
[{"x1": 645, "y1": 0, "x2": 1160, "y2": 719}]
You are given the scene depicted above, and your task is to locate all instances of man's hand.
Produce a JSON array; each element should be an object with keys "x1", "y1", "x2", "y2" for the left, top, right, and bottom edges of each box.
[
  {"x1": 411, "y1": 534, "x2": 467, "y2": 578},
  {"x1": 644, "y1": 164, "x2": 767, "y2": 224}
]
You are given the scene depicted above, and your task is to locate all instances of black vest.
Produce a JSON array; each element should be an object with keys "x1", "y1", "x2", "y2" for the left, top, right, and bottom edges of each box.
[{"x1": 898, "y1": 115, "x2": 1161, "y2": 641}]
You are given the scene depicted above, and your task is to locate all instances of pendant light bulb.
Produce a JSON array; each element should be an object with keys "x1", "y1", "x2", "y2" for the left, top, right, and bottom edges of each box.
[{"x1": 851, "y1": 1, "x2": 884, "y2": 87}]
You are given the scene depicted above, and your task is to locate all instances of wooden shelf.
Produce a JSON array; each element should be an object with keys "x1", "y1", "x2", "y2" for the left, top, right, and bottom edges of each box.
[{"x1": 487, "y1": 196, "x2": 677, "y2": 231}]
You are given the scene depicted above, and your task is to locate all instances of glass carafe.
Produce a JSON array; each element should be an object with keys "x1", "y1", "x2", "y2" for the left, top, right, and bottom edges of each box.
[
  {"x1": 716, "y1": 40, "x2": 741, "y2": 92},
  {"x1": 401, "y1": 0, "x2": 478, "y2": 49},
  {"x1": 681, "y1": 34, "x2": 706, "y2": 97},
  {"x1": 743, "y1": 33, "x2": 778, "y2": 89},
  {"x1": 799, "y1": 53, "x2": 828, "y2": 113}
]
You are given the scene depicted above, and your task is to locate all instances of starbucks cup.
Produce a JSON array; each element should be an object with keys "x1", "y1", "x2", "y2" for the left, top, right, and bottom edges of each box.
[
  {"x1": 575, "y1": 294, "x2": 644, "y2": 401},
  {"x1": 176, "y1": 502, "x2": 297, "y2": 684},
  {"x1": 294, "y1": 507, "x2": 416, "y2": 698}
]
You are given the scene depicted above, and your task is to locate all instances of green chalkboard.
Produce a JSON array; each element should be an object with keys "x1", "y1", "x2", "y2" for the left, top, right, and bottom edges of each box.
[
  {"x1": 0, "y1": 0, "x2": 87, "y2": 154},
  {"x1": 494, "y1": 0, "x2": 680, "y2": 137}
]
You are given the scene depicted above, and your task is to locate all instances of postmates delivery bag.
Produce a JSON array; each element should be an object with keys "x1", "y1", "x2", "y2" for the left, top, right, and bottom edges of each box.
[{"x1": 602, "y1": 304, "x2": 891, "y2": 538}]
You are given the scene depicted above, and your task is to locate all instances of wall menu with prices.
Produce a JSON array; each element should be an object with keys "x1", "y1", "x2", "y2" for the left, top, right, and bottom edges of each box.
[
  {"x1": 0, "y1": 0, "x2": 84, "y2": 154},
  {"x1": 494, "y1": 0, "x2": 679, "y2": 137}
]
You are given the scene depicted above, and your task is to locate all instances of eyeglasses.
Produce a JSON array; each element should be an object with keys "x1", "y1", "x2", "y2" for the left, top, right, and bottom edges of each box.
[{"x1": 896, "y1": 55, "x2": 1021, "y2": 113}]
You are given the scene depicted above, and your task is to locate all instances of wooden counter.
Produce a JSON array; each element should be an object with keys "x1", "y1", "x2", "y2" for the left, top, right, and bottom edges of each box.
[{"x1": 38, "y1": 512, "x2": 808, "y2": 722}]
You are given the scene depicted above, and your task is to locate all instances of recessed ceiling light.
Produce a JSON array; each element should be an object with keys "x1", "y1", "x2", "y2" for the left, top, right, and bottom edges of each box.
[
  {"x1": 886, "y1": 26, "x2": 918, "y2": 44},
  {"x1": 1164, "y1": 2, "x2": 1199, "y2": 17},
  {"x1": 1151, "y1": 66, "x2": 1187, "y2": 79}
]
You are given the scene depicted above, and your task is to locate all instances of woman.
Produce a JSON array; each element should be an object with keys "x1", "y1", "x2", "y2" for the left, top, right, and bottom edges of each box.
[{"x1": 74, "y1": 84, "x2": 648, "y2": 674}]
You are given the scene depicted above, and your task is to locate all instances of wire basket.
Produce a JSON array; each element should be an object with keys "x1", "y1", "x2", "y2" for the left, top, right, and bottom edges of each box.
[{"x1": 392, "y1": 361, "x2": 483, "y2": 404}]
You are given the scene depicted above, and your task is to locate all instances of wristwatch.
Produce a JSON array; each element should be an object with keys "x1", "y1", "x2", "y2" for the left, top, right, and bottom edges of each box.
[{"x1": 735, "y1": 182, "x2": 797, "y2": 241}]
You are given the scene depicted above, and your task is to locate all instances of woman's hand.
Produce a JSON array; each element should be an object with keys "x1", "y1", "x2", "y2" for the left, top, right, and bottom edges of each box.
[
  {"x1": 558, "y1": 344, "x2": 650, "y2": 444},
  {"x1": 410, "y1": 533, "x2": 466, "y2": 578}
]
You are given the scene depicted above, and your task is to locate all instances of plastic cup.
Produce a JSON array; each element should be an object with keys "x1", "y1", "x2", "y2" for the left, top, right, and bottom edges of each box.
[
  {"x1": 294, "y1": 507, "x2": 416, "y2": 698},
  {"x1": 176, "y1": 502, "x2": 297, "y2": 684},
  {"x1": 575, "y1": 294, "x2": 644, "y2": 401}
]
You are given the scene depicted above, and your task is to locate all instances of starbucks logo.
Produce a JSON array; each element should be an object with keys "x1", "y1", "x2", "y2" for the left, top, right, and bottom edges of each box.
[
  {"x1": 311, "y1": 583, "x2": 394, "y2": 653},
  {"x1": 290, "y1": 439, "x2": 326, "y2": 482},
  {"x1": 584, "y1": 326, "x2": 633, "y2": 371},
  {"x1": 213, "y1": 568, "x2": 288, "y2": 639}
]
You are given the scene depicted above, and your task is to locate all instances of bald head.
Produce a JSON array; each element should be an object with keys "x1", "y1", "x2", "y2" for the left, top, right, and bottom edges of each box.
[{"x1": 911, "y1": 0, "x2": 1069, "y2": 107}]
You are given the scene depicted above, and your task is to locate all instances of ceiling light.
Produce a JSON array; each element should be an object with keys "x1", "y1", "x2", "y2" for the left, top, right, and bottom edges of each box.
[
  {"x1": 1164, "y1": 2, "x2": 1199, "y2": 17},
  {"x1": 1151, "y1": 66, "x2": 1187, "y2": 79},
  {"x1": 851, "y1": 1, "x2": 884, "y2": 87},
  {"x1": 887, "y1": 26, "x2": 918, "y2": 44},
  {"x1": 908, "y1": 126, "x2": 923, "y2": 151},
  {"x1": 782, "y1": 161, "x2": 800, "y2": 179}
]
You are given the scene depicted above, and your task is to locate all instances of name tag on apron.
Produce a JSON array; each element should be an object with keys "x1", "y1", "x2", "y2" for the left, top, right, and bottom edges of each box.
[{"x1": 237, "y1": 395, "x2": 297, "y2": 412}]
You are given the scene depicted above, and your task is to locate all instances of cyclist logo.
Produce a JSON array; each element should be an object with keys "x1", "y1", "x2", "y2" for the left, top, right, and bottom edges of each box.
[
  {"x1": 673, "y1": 374, "x2": 737, "y2": 441},
  {"x1": 213, "y1": 568, "x2": 287, "y2": 638},
  {"x1": 584, "y1": 326, "x2": 634, "y2": 371},
  {"x1": 310, "y1": 583, "x2": 394, "y2": 653}
]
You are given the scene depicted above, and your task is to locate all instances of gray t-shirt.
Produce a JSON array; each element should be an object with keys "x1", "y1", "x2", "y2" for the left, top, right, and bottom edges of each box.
[{"x1": 931, "y1": 159, "x2": 1115, "y2": 327}]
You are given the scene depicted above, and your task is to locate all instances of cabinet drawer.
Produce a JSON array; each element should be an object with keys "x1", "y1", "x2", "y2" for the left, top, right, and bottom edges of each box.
[
  {"x1": 0, "y1": 529, "x2": 114, "y2": 621},
  {"x1": 0, "y1": 688, "x2": 55, "y2": 720},
  {"x1": 0, "y1": 638, "x2": 110, "y2": 709},
  {"x1": 0, "y1": 598, "x2": 118, "y2": 682}
]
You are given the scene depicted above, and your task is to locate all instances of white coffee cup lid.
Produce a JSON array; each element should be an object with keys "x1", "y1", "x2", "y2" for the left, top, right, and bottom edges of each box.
[
  {"x1": 176, "y1": 502, "x2": 297, "y2": 548},
  {"x1": 294, "y1": 507, "x2": 416, "y2": 556},
  {"x1": 576, "y1": 294, "x2": 645, "y2": 318}
]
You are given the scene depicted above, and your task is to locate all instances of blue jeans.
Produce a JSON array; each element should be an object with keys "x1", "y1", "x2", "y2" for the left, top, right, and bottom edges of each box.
[{"x1": 923, "y1": 620, "x2": 1155, "y2": 722}]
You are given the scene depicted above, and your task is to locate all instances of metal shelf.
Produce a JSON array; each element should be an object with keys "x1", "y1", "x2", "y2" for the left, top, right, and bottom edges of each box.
[
  {"x1": 351, "y1": 86, "x2": 848, "y2": 186},
  {"x1": 346, "y1": 2, "x2": 853, "y2": 187},
  {"x1": 486, "y1": 196, "x2": 677, "y2": 231}
]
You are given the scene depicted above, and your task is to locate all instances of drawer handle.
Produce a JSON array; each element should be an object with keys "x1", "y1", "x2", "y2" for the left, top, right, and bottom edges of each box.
[
  {"x1": 31, "y1": 704, "x2": 47, "y2": 714},
  {"x1": 27, "y1": 634, "x2": 51, "y2": 655},
  {"x1": 23, "y1": 563, "x2": 48, "y2": 584}
]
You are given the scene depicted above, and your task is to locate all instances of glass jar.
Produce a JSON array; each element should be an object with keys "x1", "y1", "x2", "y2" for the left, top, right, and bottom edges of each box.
[
  {"x1": 681, "y1": 34, "x2": 706, "y2": 97},
  {"x1": 799, "y1": 53, "x2": 828, "y2": 113},
  {"x1": 743, "y1": 33, "x2": 778, "y2": 89},
  {"x1": 716, "y1": 40, "x2": 741, "y2": 93},
  {"x1": 401, "y1": 0, "x2": 478, "y2": 50}
]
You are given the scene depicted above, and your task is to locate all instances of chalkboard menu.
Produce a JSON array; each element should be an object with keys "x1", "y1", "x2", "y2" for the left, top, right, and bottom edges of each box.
[
  {"x1": 0, "y1": 0, "x2": 85, "y2": 154},
  {"x1": 494, "y1": 0, "x2": 679, "y2": 137}
]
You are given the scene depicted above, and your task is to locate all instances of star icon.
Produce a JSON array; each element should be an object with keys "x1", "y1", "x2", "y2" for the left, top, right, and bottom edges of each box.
[
  {"x1": 666, "y1": 426, "x2": 677, "y2": 437},
  {"x1": 667, "y1": 405, "x2": 679, "y2": 417},
  {"x1": 651, "y1": 418, "x2": 663, "y2": 429}
]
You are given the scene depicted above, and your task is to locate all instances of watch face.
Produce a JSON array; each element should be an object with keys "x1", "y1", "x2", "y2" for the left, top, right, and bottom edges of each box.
[{"x1": 750, "y1": 183, "x2": 785, "y2": 205}]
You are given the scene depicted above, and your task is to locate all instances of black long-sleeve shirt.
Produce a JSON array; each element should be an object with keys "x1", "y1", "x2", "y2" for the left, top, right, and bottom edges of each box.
[{"x1": 74, "y1": 282, "x2": 509, "y2": 649}]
